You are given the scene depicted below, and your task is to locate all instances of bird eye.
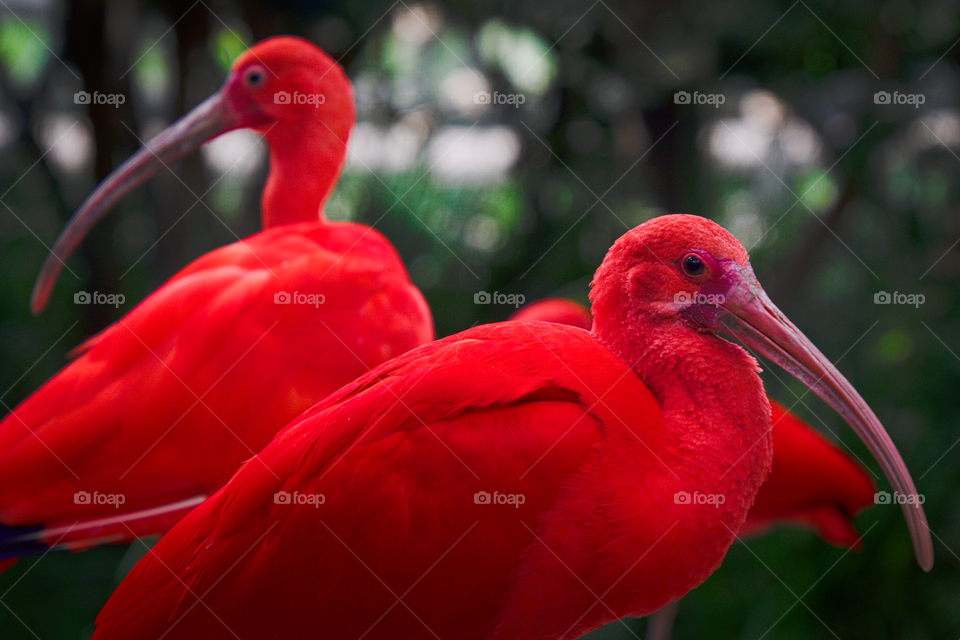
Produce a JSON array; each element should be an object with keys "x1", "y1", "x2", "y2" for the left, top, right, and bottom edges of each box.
[
  {"x1": 681, "y1": 254, "x2": 706, "y2": 278},
  {"x1": 244, "y1": 68, "x2": 265, "y2": 87}
]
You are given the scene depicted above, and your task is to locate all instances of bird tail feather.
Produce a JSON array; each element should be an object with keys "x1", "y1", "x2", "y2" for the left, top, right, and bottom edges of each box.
[{"x1": 0, "y1": 494, "x2": 206, "y2": 571}]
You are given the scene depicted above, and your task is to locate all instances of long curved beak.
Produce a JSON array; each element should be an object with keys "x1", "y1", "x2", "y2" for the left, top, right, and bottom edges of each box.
[
  {"x1": 717, "y1": 266, "x2": 934, "y2": 571},
  {"x1": 30, "y1": 91, "x2": 241, "y2": 314}
]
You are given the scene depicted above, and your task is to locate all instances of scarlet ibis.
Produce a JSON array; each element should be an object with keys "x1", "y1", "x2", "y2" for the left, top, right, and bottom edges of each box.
[
  {"x1": 90, "y1": 214, "x2": 931, "y2": 640},
  {"x1": 511, "y1": 299, "x2": 876, "y2": 547},
  {"x1": 0, "y1": 37, "x2": 432, "y2": 562},
  {"x1": 511, "y1": 298, "x2": 877, "y2": 639},
  {"x1": 742, "y1": 400, "x2": 875, "y2": 546}
]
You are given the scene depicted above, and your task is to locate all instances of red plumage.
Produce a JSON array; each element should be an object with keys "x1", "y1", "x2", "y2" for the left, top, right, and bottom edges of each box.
[
  {"x1": 0, "y1": 37, "x2": 432, "y2": 556},
  {"x1": 89, "y1": 215, "x2": 930, "y2": 639},
  {"x1": 92, "y1": 321, "x2": 767, "y2": 640},
  {"x1": 743, "y1": 400, "x2": 876, "y2": 548},
  {"x1": 510, "y1": 299, "x2": 877, "y2": 548}
]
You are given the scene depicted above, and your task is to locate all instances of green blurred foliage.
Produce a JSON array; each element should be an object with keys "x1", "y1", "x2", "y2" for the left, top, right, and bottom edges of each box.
[{"x1": 0, "y1": 0, "x2": 958, "y2": 638}]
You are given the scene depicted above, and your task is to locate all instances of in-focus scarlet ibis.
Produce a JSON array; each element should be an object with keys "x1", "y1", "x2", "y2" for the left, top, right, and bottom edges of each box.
[
  {"x1": 0, "y1": 37, "x2": 432, "y2": 561},
  {"x1": 512, "y1": 298, "x2": 876, "y2": 640},
  {"x1": 90, "y1": 214, "x2": 931, "y2": 640},
  {"x1": 511, "y1": 298, "x2": 876, "y2": 546}
]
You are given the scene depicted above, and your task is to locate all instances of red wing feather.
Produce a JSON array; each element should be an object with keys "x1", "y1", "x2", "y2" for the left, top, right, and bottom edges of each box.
[
  {"x1": 92, "y1": 323, "x2": 664, "y2": 640},
  {"x1": 0, "y1": 221, "x2": 432, "y2": 547}
]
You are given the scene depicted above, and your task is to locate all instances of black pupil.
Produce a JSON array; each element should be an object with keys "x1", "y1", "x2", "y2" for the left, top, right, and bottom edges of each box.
[
  {"x1": 683, "y1": 255, "x2": 704, "y2": 276},
  {"x1": 248, "y1": 71, "x2": 262, "y2": 85}
]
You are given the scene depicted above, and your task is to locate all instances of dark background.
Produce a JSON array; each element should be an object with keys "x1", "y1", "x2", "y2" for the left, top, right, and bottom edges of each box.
[{"x1": 0, "y1": 0, "x2": 958, "y2": 637}]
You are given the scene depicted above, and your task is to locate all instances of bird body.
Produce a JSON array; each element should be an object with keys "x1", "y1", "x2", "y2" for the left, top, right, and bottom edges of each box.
[
  {"x1": 0, "y1": 37, "x2": 433, "y2": 557},
  {"x1": 90, "y1": 215, "x2": 930, "y2": 639},
  {"x1": 0, "y1": 221, "x2": 429, "y2": 540},
  {"x1": 511, "y1": 299, "x2": 876, "y2": 548},
  {"x1": 93, "y1": 321, "x2": 770, "y2": 640}
]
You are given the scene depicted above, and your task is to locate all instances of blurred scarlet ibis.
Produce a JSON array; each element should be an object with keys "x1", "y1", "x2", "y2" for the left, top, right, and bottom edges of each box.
[
  {"x1": 510, "y1": 297, "x2": 593, "y2": 330},
  {"x1": 91, "y1": 215, "x2": 930, "y2": 640},
  {"x1": 742, "y1": 400, "x2": 875, "y2": 546},
  {"x1": 0, "y1": 37, "x2": 432, "y2": 562}
]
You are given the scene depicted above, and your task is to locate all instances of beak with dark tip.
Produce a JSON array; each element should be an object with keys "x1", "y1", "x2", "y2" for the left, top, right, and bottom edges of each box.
[
  {"x1": 30, "y1": 90, "x2": 243, "y2": 315},
  {"x1": 714, "y1": 264, "x2": 934, "y2": 571}
]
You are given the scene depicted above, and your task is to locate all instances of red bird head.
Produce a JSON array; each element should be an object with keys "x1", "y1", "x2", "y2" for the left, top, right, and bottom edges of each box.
[
  {"x1": 221, "y1": 36, "x2": 355, "y2": 141},
  {"x1": 590, "y1": 213, "x2": 750, "y2": 331},
  {"x1": 590, "y1": 213, "x2": 932, "y2": 570},
  {"x1": 31, "y1": 36, "x2": 355, "y2": 314}
]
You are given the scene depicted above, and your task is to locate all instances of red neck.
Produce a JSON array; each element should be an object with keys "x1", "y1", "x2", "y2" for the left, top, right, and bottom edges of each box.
[
  {"x1": 592, "y1": 300, "x2": 773, "y2": 533},
  {"x1": 259, "y1": 117, "x2": 351, "y2": 228},
  {"x1": 598, "y1": 318, "x2": 773, "y2": 610}
]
